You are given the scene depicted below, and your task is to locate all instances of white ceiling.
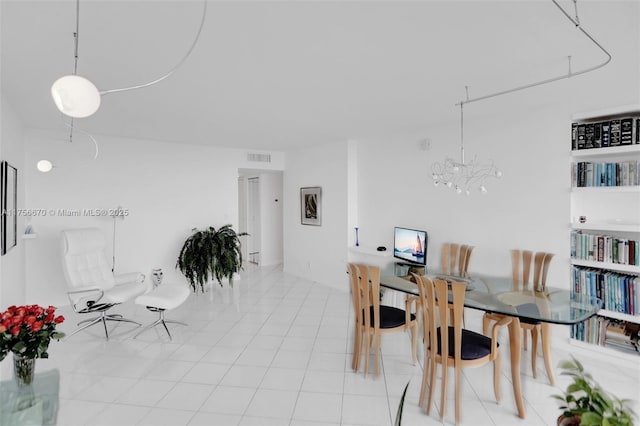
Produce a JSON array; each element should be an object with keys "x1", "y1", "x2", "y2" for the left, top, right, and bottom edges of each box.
[{"x1": 0, "y1": 0, "x2": 621, "y2": 151}]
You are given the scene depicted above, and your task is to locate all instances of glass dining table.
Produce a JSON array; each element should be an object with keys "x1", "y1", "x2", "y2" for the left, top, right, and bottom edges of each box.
[{"x1": 380, "y1": 273, "x2": 603, "y2": 419}]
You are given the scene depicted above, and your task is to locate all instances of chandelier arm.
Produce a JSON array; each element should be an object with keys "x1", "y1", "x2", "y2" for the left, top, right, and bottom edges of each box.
[
  {"x1": 99, "y1": 0, "x2": 207, "y2": 96},
  {"x1": 62, "y1": 118, "x2": 99, "y2": 164},
  {"x1": 456, "y1": 0, "x2": 611, "y2": 107}
]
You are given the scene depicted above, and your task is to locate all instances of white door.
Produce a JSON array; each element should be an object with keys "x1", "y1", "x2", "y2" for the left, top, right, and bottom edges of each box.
[
  {"x1": 237, "y1": 176, "x2": 248, "y2": 265},
  {"x1": 247, "y1": 177, "x2": 261, "y2": 264}
]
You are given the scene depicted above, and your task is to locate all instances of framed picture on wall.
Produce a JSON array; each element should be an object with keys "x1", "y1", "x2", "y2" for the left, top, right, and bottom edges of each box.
[
  {"x1": 300, "y1": 186, "x2": 321, "y2": 226},
  {"x1": 1, "y1": 161, "x2": 17, "y2": 255}
]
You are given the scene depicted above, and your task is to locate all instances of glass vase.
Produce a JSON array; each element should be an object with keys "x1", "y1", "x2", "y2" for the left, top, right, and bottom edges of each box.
[{"x1": 13, "y1": 354, "x2": 36, "y2": 387}]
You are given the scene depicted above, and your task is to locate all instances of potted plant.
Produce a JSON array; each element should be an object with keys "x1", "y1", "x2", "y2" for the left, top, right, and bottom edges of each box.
[
  {"x1": 553, "y1": 356, "x2": 636, "y2": 426},
  {"x1": 176, "y1": 224, "x2": 247, "y2": 293}
]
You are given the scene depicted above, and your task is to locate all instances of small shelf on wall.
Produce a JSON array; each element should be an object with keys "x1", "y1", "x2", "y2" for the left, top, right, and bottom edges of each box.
[
  {"x1": 571, "y1": 186, "x2": 640, "y2": 194},
  {"x1": 570, "y1": 221, "x2": 640, "y2": 233},
  {"x1": 571, "y1": 144, "x2": 640, "y2": 158},
  {"x1": 568, "y1": 338, "x2": 639, "y2": 361},
  {"x1": 570, "y1": 259, "x2": 640, "y2": 274},
  {"x1": 598, "y1": 309, "x2": 640, "y2": 324},
  {"x1": 348, "y1": 246, "x2": 392, "y2": 257},
  {"x1": 21, "y1": 234, "x2": 37, "y2": 239}
]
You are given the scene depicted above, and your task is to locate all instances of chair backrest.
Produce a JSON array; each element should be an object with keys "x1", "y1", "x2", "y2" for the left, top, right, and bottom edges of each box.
[
  {"x1": 364, "y1": 264, "x2": 383, "y2": 330},
  {"x1": 413, "y1": 273, "x2": 466, "y2": 363},
  {"x1": 347, "y1": 263, "x2": 383, "y2": 331},
  {"x1": 347, "y1": 263, "x2": 364, "y2": 329},
  {"x1": 442, "y1": 243, "x2": 474, "y2": 277},
  {"x1": 511, "y1": 249, "x2": 554, "y2": 291},
  {"x1": 61, "y1": 228, "x2": 116, "y2": 291}
]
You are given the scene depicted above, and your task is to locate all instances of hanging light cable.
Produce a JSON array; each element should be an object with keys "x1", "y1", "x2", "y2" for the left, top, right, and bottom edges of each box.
[
  {"x1": 51, "y1": 0, "x2": 100, "y2": 119},
  {"x1": 44, "y1": 0, "x2": 207, "y2": 172},
  {"x1": 431, "y1": 0, "x2": 611, "y2": 195},
  {"x1": 37, "y1": 121, "x2": 99, "y2": 173},
  {"x1": 51, "y1": 0, "x2": 207, "y2": 118}
]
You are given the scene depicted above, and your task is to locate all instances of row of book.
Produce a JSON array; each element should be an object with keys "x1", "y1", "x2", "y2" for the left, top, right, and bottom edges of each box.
[
  {"x1": 571, "y1": 117, "x2": 640, "y2": 150},
  {"x1": 570, "y1": 230, "x2": 640, "y2": 266},
  {"x1": 571, "y1": 161, "x2": 640, "y2": 187},
  {"x1": 571, "y1": 316, "x2": 639, "y2": 354},
  {"x1": 571, "y1": 265, "x2": 640, "y2": 315}
]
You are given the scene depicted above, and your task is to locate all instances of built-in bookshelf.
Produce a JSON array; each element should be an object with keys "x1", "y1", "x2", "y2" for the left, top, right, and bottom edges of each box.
[{"x1": 569, "y1": 105, "x2": 640, "y2": 357}]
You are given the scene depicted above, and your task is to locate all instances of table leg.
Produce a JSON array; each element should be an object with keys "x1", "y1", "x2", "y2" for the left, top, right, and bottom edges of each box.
[
  {"x1": 508, "y1": 317, "x2": 526, "y2": 418},
  {"x1": 541, "y1": 322, "x2": 556, "y2": 385}
]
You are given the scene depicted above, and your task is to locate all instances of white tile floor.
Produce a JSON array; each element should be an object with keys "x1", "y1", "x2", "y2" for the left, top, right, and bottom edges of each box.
[{"x1": 33, "y1": 264, "x2": 639, "y2": 426}]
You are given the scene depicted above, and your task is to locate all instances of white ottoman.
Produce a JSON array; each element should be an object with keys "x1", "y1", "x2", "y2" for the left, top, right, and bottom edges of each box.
[{"x1": 134, "y1": 284, "x2": 190, "y2": 340}]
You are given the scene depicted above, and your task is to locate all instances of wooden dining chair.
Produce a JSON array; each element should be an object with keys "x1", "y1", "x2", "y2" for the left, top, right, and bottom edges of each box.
[
  {"x1": 347, "y1": 262, "x2": 365, "y2": 372},
  {"x1": 412, "y1": 273, "x2": 511, "y2": 425},
  {"x1": 442, "y1": 243, "x2": 474, "y2": 277},
  {"x1": 402, "y1": 242, "x2": 474, "y2": 323},
  {"x1": 352, "y1": 263, "x2": 418, "y2": 377},
  {"x1": 482, "y1": 249, "x2": 556, "y2": 384}
]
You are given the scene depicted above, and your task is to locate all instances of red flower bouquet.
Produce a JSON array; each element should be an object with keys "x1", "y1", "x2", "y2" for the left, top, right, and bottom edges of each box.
[{"x1": 0, "y1": 304, "x2": 65, "y2": 361}]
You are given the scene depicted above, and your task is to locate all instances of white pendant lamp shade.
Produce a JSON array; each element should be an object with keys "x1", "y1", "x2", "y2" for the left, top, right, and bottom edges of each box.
[
  {"x1": 37, "y1": 160, "x2": 53, "y2": 173},
  {"x1": 51, "y1": 75, "x2": 101, "y2": 118}
]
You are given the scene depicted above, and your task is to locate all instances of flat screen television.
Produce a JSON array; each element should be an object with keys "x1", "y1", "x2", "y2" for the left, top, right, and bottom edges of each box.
[{"x1": 393, "y1": 227, "x2": 427, "y2": 265}]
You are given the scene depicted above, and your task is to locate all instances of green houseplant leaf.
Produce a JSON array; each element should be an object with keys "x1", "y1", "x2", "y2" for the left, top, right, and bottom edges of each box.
[
  {"x1": 394, "y1": 381, "x2": 410, "y2": 426},
  {"x1": 176, "y1": 225, "x2": 248, "y2": 293},
  {"x1": 553, "y1": 355, "x2": 636, "y2": 426}
]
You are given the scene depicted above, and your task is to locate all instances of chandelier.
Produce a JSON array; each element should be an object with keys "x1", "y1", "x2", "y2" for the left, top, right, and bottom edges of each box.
[
  {"x1": 432, "y1": 100, "x2": 501, "y2": 195},
  {"x1": 432, "y1": 0, "x2": 611, "y2": 195}
]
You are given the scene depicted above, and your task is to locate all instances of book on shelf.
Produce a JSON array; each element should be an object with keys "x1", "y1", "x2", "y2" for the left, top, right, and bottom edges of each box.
[
  {"x1": 571, "y1": 265, "x2": 640, "y2": 316},
  {"x1": 605, "y1": 320, "x2": 639, "y2": 353},
  {"x1": 593, "y1": 121, "x2": 602, "y2": 148},
  {"x1": 585, "y1": 123, "x2": 595, "y2": 149},
  {"x1": 602, "y1": 121, "x2": 611, "y2": 147},
  {"x1": 577, "y1": 123, "x2": 586, "y2": 149},
  {"x1": 571, "y1": 315, "x2": 640, "y2": 354},
  {"x1": 621, "y1": 118, "x2": 634, "y2": 145},
  {"x1": 570, "y1": 117, "x2": 640, "y2": 151},
  {"x1": 572, "y1": 160, "x2": 640, "y2": 187},
  {"x1": 609, "y1": 119, "x2": 622, "y2": 146}
]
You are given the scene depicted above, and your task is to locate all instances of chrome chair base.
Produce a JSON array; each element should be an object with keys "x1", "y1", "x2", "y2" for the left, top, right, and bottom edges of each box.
[
  {"x1": 67, "y1": 311, "x2": 141, "y2": 341},
  {"x1": 134, "y1": 308, "x2": 187, "y2": 341}
]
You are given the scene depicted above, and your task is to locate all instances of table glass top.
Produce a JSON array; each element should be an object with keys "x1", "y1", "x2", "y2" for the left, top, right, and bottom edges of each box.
[{"x1": 380, "y1": 273, "x2": 602, "y2": 325}]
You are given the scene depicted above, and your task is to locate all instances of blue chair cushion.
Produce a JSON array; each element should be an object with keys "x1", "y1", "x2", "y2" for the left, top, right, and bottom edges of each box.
[
  {"x1": 516, "y1": 303, "x2": 542, "y2": 325},
  {"x1": 436, "y1": 327, "x2": 495, "y2": 360},
  {"x1": 365, "y1": 306, "x2": 415, "y2": 329}
]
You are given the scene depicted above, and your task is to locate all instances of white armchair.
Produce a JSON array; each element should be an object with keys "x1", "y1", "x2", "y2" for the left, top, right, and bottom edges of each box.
[{"x1": 61, "y1": 227, "x2": 149, "y2": 340}]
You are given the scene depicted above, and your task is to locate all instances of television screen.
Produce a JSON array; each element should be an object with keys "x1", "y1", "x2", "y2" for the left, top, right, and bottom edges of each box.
[{"x1": 393, "y1": 227, "x2": 427, "y2": 265}]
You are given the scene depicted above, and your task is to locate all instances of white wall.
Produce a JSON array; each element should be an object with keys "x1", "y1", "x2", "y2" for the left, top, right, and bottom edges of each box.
[
  {"x1": 23, "y1": 129, "x2": 284, "y2": 305},
  {"x1": 283, "y1": 141, "x2": 349, "y2": 291},
  {"x1": 0, "y1": 94, "x2": 26, "y2": 380},
  {"x1": 0, "y1": 94, "x2": 25, "y2": 307}
]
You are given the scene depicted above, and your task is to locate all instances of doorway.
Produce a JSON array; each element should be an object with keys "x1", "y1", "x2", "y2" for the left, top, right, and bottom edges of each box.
[
  {"x1": 247, "y1": 177, "x2": 261, "y2": 264},
  {"x1": 238, "y1": 170, "x2": 283, "y2": 267}
]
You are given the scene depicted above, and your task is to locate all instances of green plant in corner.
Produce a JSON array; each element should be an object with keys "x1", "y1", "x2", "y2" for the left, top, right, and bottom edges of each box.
[
  {"x1": 176, "y1": 224, "x2": 248, "y2": 293},
  {"x1": 394, "y1": 381, "x2": 410, "y2": 426},
  {"x1": 552, "y1": 355, "x2": 636, "y2": 426}
]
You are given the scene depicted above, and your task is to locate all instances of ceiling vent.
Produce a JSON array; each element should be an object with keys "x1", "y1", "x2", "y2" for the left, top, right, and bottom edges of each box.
[{"x1": 247, "y1": 153, "x2": 271, "y2": 163}]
